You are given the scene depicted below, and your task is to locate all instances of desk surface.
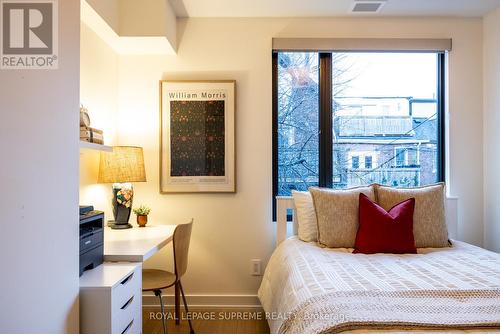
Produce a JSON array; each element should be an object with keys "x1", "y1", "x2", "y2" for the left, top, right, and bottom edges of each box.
[{"x1": 104, "y1": 224, "x2": 176, "y2": 262}]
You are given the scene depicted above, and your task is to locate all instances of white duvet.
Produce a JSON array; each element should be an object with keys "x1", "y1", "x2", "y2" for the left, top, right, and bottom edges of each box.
[{"x1": 258, "y1": 238, "x2": 500, "y2": 334}]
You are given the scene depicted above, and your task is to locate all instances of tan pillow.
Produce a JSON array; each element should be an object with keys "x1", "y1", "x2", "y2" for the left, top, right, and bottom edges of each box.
[
  {"x1": 309, "y1": 185, "x2": 376, "y2": 248},
  {"x1": 292, "y1": 191, "x2": 318, "y2": 242},
  {"x1": 375, "y1": 183, "x2": 449, "y2": 248}
]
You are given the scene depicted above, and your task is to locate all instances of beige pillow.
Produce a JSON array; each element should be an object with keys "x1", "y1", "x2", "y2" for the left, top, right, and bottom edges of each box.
[
  {"x1": 375, "y1": 183, "x2": 449, "y2": 248},
  {"x1": 292, "y1": 191, "x2": 318, "y2": 242},
  {"x1": 309, "y1": 185, "x2": 376, "y2": 248}
]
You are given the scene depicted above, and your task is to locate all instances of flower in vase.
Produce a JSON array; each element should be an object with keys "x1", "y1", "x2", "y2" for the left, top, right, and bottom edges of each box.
[{"x1": 117, "y1": 188, "x2": 133, "y2": 208}]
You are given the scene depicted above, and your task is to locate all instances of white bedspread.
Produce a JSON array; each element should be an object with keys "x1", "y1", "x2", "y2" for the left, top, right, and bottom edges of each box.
[{"x1": 258, "y1": 238, "x2": 500, "y2": 334}]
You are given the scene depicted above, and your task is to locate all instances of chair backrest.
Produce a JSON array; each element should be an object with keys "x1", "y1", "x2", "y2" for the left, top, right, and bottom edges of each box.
[{"x1": 173, "y1": 219, "x2": 193, "y2": 279}]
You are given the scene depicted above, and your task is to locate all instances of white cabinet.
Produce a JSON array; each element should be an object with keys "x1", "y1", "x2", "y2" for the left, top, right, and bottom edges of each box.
[{"x1": 80, "y1": 263, "x2": 142, "y2": 334}]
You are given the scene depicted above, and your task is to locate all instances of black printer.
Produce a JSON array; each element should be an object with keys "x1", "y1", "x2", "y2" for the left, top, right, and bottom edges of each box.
[{"x1": 79, "y1": 206, "x2": 104, "y2": 276}]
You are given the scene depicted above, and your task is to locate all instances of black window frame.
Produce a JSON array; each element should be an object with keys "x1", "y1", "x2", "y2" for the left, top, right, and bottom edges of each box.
[{"x1": 272, "y1": 51, "x2": 446, "y2": 220}]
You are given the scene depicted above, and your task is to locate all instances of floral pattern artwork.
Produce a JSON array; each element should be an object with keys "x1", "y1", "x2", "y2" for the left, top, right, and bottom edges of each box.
[
  {"x1": 116, "y1": 188, "x2": 133, "y2": 208},
  {"x1": 160, "y1": 80, "x2": 235, "y2": 193},
  {"x1": 170, "y1": 100, "x2": 225, "y2": 177}
]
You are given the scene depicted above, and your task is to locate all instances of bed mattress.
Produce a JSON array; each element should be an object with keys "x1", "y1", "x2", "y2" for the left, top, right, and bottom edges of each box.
[{"x1": 258, "y1": 237, "x2": 500, "y2": 334}]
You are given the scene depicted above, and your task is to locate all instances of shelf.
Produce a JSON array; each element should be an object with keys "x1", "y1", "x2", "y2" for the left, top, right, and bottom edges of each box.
[{"x1": 80, "y1": 141, "x2": 113, "y2": 152}]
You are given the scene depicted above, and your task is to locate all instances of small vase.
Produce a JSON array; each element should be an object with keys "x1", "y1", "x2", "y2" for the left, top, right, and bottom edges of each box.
[{"x1": 137, "y1": 215, "x2": 148, "y2": 227}]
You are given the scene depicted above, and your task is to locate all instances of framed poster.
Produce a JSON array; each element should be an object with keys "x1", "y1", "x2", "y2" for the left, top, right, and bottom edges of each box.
[{"x1": 160, "y1": 80, "x2": 236, "y2": 193}]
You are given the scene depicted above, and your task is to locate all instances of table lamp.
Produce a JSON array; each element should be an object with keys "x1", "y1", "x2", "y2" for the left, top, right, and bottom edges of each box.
[{"x1": 98, "y1": 146, "x2": 147, "y2": 229}]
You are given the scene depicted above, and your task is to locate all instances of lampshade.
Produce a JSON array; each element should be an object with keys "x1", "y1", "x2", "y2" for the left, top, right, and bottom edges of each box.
[{"x1": 98, "y1": 146, "x2": 147, "y2": 183}]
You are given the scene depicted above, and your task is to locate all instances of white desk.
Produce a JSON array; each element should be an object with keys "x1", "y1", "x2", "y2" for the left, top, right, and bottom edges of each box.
[{"x1": 104, "y1": 224, "x2": 176, "y2": 262}]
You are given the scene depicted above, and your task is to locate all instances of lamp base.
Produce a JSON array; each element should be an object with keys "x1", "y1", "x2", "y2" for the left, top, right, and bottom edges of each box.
[
  {"x1": 112, "y1": 183, "x2": 133, "y2": 224},
  {"x1": 108, "y1": 220, "x2": 133, "y2": 229}
]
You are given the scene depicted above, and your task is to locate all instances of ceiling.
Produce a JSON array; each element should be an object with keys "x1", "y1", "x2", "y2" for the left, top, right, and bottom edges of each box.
[{"x1": 169, "y1": 0, "x2": 500, "y2": 18}]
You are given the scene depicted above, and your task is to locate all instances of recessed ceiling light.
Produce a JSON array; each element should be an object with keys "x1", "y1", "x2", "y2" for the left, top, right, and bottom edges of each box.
[{"x1": 351, "y1": 0, "x2": 387, "y2": 13}]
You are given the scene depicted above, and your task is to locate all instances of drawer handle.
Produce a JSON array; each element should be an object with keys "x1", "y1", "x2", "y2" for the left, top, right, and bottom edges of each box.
[
  {"x1": 121, "y1": 295, "x2": 134, "y2": 310},
  {"x1": 121, "y1": 319, "x2": 134, "y2": 334},
  {"x1": 120, "y1": 272, "x2": 134, "y2": 285}
]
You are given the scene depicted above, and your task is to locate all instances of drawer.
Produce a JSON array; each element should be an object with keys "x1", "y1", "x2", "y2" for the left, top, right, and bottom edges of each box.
[
  {"x1": 112, "y1": 265, "x2": 141, "y2": 312},
  {"x1": 118, "y1": 317, "x2": 138, "y2": 334},
  {"x1": 113, "y1": 289, "x2": 141, "y2": 334},
  {"x1": 80, "y1": 263, "x2": 142, "y2": 334},
  {"x1": 80, "y1": 230, "x2": 103, "y2": 254}
]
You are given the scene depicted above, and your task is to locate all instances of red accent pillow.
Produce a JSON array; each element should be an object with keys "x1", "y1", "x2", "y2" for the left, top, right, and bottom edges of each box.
[{"x1": 354, "y1": 193, "x2": 417, "y2": 254}]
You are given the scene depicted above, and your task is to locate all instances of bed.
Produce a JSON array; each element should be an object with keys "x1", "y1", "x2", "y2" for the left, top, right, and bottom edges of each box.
[{"x1": 258, "y1": 196, "x2": 500, "y2": 334}]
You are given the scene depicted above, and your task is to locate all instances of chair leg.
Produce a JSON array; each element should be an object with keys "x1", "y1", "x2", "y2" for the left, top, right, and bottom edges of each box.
[
  {"x1": 154, "y1": 289, "x2": 168, "y2": 334},
  {"x1": 174, "y1": 282, "x2": 180, "y2": 325},
  {"x1": 179, "y1": 281, "x2": 195, "y2": 334}
]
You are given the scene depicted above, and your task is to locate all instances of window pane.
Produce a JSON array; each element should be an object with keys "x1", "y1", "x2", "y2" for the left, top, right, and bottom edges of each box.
[
  {"x1": 277, "y1": 52, "x2": 319, "y2": 195},
  {"x1": 365, "y1": 156, "x2": 372, "y2": 169},
  {"x1": 395, "y1": 148, "x2": 407, "y2": 167},
  {"x1": 332, "y1": 53, "x2": 439, "y2": 188},
  {"x1": 352, "y1": 156, "x2": 360, "y2": 169}
]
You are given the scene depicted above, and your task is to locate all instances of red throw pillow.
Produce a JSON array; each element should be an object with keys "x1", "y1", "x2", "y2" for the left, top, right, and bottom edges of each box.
[{"x1": 354, "y1": 193, "x2": 417, "y2": 254}]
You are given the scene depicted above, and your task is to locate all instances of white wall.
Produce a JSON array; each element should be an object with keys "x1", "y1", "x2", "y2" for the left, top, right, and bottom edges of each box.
[
  {"x1": 110, "y1": 17, "x2": 484, "y2": 304},
  {"x1": 80, "y1": 22, "x2": 119, "y2": 220},
  {"x1": 0, "y1": 0, "x2": 81, "y2": 332},
  {"x1": 483, "y1": 7, "x2": 500, "y2": 252}
]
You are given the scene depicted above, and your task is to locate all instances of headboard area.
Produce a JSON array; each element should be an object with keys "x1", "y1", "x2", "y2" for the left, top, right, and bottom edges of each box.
[{"x1": 275, "y1": 195, "x2": 458, "y2": 246}]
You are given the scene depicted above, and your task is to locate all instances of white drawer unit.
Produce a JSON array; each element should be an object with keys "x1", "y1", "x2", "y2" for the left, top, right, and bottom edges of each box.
[{"x1": 80, "y1": 263, "x2": 142, "y2": 334}]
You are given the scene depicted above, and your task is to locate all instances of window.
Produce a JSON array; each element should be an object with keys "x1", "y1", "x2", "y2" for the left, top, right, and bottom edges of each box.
[
  {"x1": 408, "y1": 147, "x2": 419, "y2": 166},
  {"x1": 395, "y1": 147, "x2": 420, "y2": 167},
  {"x1": 365, "y1": 156, "x2": 373, "y2": 170},
  {"x1": 275, "y1": 53, "x2": 319, "y2": 193},
  {"x1": 352, "y1": 156, "x2": 360, "y2": 169},
  {"x1": 347, "y1": 151, "x2": 375, "y2": 170},
  {"x1": 273, "y1": 51, "x2": 445, "y2": 217},
  {"x1": 395, "y1": 148, "x2": 407, "y2": 167}
]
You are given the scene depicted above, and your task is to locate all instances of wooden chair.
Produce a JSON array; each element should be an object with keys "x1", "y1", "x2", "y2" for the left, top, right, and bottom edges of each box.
[{"x1": 142, "y1": 220, "x2": 194, "y2": 334}]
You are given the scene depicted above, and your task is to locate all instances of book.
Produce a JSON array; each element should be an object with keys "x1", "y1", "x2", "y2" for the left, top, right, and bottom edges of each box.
[
  {"x1": 80, "y1": 126, "x2": 103, "y2": 134},
  {"x1": 80, "y1": 130, "x2": 103, "y2": 141},
  {"x1": 80, "y1": 137, "x2": 104, "y2": 145}
]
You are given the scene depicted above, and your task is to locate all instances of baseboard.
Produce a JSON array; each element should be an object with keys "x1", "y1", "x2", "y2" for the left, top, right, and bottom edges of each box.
[{"x1": 143, "y1": 293, "x2": 261, "y2": 309}]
